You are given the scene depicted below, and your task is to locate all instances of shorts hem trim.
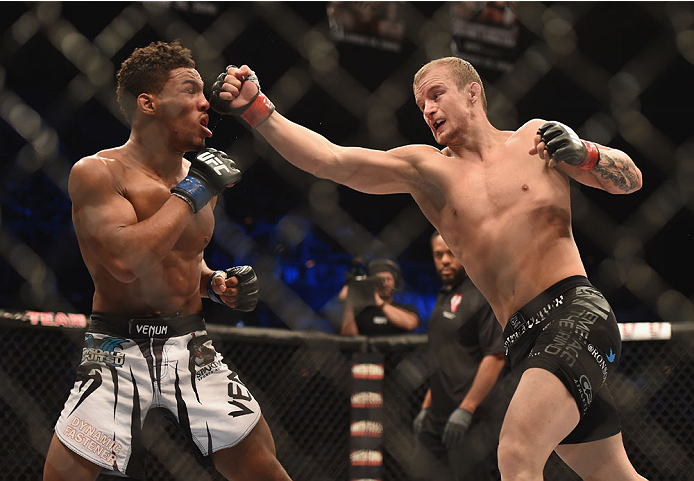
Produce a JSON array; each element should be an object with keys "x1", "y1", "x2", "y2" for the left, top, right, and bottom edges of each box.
[
  {"x1": 54, "y1": 428, "x2": 126, "y2": 475},
  {"x1": 201, "y1": 410, "x2": 262, "y2": 456},
  {"x1": 558, "y1": 428, "x2": 623, "y2": 445}
]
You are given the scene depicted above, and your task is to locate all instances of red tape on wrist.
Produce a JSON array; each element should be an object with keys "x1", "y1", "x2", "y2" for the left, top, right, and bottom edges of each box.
[
  {"x1": 240, "y1": 91, "x2": 275, "y2": 129},
  {"x1": 579, "y1": 141, "x2": 600, "y2": 171}
]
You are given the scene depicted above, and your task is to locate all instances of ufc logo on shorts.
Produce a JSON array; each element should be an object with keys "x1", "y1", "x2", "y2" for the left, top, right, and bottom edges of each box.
[{"x1": 198, "y1": 151, "x2": 231, "y2": 175}]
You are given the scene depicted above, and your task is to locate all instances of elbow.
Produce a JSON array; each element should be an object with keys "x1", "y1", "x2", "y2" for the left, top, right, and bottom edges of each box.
[
  {"x1": 634, "y1": 170, "x2": 643, "y2": 192},
  {"x1": 312, "y1": 149, "x2": 345, "y2": 182},
  {"x1": 340, "y1": 323, "x2": 358, "y2": 336},
  {"x1": 312, "y1": 163, "x2": 332, "y2": 181},
  {"x1": 406, "y1": 315, "x2": 420, "y2": 331},
  {"x1": 312, "y1": 158, "x2": 337, "y2": 181},
  {"x1": 105, "y1": 260, "x2": 138, "y2": 284},
  {"x1": 623, "y1": 157, "x2": 643, "y2": 194},
  {"x1": 620, "y1": 169, "x2": 642, "y2": 195},
  {"x1": 112, "y1": 270, "x2": 138, "y2": 284}
]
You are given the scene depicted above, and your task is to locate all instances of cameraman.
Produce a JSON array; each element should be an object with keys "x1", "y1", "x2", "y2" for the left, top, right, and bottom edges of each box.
[{"x1": 339, "y1": 258, "x2": 419, "y2": 336}]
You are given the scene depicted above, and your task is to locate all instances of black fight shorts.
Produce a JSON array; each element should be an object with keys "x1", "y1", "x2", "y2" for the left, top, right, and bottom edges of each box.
[{"x1": 503, "y1": 276, "x2": 622, "y2": 444}]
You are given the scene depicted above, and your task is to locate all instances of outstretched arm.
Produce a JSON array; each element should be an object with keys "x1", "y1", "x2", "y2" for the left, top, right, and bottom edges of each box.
[
  {"x1": 259, "y1": 113, "x2": 420, "y2": 194},
  {"x1": 530, "y1": 120, "x2": 642, "y2": 194},
  {"x1": 214, "y1": 65, "x2": 432, "y2": 195}
]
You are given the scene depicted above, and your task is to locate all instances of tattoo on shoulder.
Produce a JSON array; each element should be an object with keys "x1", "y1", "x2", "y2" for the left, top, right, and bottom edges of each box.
[{"x1": 592, "y1": 151, "x2": 640, "y2": 193}]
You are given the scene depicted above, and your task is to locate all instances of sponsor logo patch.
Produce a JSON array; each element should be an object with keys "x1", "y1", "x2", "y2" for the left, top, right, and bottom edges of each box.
[
  {"x1": 82, "y1": 335, "x2": 126, "y2": 367},
  {"x1": 350, "y1": 449, "x2": 383, "y2": 466},
  {"x1": 352, "y1": 363, "x2": 384, "y2": 380},
  {"x1": 351, "y1": 420, "x2": 383, "y2": 437},
  {"x1": 351, "y1": 391, "x2": 383, "y2": 408},
  {"x1": 450, "y1": 294, "x2": 463, "y2": 314},
  {"x1": 574, "y1": 375, "x2": 593, "y2": 415}
]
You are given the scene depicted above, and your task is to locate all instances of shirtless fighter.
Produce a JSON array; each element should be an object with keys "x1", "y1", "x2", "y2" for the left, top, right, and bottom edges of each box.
[
  {"x1": 43, "y1": 41, "x2": 291, "y2": 481},
  {"x1": 210, "y1": 57, "x2": 647, "y2": 480}
]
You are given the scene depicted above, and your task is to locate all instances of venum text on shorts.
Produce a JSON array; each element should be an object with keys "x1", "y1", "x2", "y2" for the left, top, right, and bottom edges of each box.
[
  {"x1": 227, "y1": 371, "x2": 255, "y2": 417},
  {"x1": 133, "y1": 323, "x2": 168, "y2": 337}
]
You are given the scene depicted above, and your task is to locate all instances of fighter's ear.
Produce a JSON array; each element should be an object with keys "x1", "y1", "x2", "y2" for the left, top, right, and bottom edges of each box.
[
  {"x1": 136, "y1": 92, "x2": 156, "y2": 116},
  {"x1": 469, "y1": 82, "x2": 482, "y2": 105}
]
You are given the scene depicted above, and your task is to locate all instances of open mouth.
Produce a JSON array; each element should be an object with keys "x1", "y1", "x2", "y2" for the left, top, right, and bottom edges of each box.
[
  {"x1": 433, "y1": 119, "x2": 445, "y2": 131},
  {"x1": 200, "y1": 116, "x2": 213, "y2": 137}
]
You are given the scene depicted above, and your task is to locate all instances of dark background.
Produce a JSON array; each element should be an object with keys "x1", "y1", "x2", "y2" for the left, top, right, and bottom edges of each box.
[{"x1": 1, "y1": 1, "x2": 693, "y2": 333}]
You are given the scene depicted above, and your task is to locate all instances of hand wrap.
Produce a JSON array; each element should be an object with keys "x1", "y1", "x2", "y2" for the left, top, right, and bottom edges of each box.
[
  {"x1": 537, "y1": 121, "x2": 600, "y2": 171},
  {"x1": 210, "y1": 65, "x2": 275, "y2": 129},
  {"x1": 207, "y1": 265, "x2": 260, "y2": 312}
]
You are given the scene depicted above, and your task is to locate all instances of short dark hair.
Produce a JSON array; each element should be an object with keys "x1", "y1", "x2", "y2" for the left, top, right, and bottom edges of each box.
[{"x1": 116, "y1": 40, "x2": 196, "y2": 122}]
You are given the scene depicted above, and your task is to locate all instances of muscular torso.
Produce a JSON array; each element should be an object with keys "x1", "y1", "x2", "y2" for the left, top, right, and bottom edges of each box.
[
  {"x1": 73, "y1": 148, "x2": 214, "y2": 316},
  {"x1": 410, "y1": 122, "x2": 586, "y2": 326}
]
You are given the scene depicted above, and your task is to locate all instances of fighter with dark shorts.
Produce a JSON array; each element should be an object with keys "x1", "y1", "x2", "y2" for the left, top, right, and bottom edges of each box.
[
  {"x1": 211, "y1": 56, "x2": 646, "y2": 479},
  {"x1": 503, "y1": 275, "x2": 622, "y2": 444}
]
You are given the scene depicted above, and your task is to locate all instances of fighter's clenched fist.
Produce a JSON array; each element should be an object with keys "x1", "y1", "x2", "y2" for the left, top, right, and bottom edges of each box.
[
  {"x1": 207, "y1": 265, "x2": 259, "y2": 312},
  {"x1": 531, "y1": 121, "x2": 600, "y2": 171},
  {"x1": 210, "y1": 65, "x2": 275, "y2": 128}
]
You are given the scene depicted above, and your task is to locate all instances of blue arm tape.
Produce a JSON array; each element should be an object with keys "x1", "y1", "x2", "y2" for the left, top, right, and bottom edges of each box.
[
  {"x1": 175, "y1": 176, "x2": 213, "y2": 211},
  {"x1": 207, "y1": 270, "x2": 227, "y2": 304}
]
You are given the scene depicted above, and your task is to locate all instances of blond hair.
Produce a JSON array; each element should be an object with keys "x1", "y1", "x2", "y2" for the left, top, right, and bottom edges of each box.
[{"x1": 413, "y1": 57, "x2": 487, "y2": 113}]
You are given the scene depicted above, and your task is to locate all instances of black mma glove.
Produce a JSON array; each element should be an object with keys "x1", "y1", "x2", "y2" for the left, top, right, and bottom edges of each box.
[
  {"x1": 442, "y1": 407, "x2": 473, "y2": 449},
  {"x1": 210, "y1": 65, "x2": 275, "y2": 128},
  {"x1": 207, "y1": 265, "x2": 259, "y2": 312},
  {"x1": 171, "y1": 148, "x2": 241, "y2": 213},
  {"x1": 537, "y1": 121, "x2": 600, "y2": 171},
  {"x1": 412, "y1": 408, "x2": 428, "y2": 437}
]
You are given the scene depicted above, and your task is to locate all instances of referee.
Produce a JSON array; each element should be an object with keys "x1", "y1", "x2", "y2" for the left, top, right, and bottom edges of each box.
[{"x1": 411, "y1": 231, "x2": 510, "y2": 480}]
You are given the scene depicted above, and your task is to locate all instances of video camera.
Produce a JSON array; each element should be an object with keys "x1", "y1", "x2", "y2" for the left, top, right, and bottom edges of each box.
[{"x1": 346, "y1": 274, "x2": 385, "y2": 310}]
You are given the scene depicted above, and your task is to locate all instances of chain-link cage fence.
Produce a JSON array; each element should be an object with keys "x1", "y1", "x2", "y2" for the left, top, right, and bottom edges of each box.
[
  {"x1": 1, "y1": 1, "x2": 693, "y2": 330},
  {"x1": 1, "y1": 317, "x2": 693, "y2": 480},
  {"x1": 1, "y1": 1, "x2": 694, "y2": 480}
]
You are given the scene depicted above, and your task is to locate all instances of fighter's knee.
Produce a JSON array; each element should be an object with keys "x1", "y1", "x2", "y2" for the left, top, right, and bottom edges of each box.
[
  {"x1": 497, "y1": 436, "x2": 542, "y2": 480},
  {"x1": 497, "y1": 438, "x2": 520, "y2": 478}
]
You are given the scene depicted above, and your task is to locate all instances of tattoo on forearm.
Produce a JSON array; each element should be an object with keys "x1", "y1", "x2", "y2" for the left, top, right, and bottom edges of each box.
[{"x1": 592, "y1": 151, "x2": 640, "y2": 193}]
